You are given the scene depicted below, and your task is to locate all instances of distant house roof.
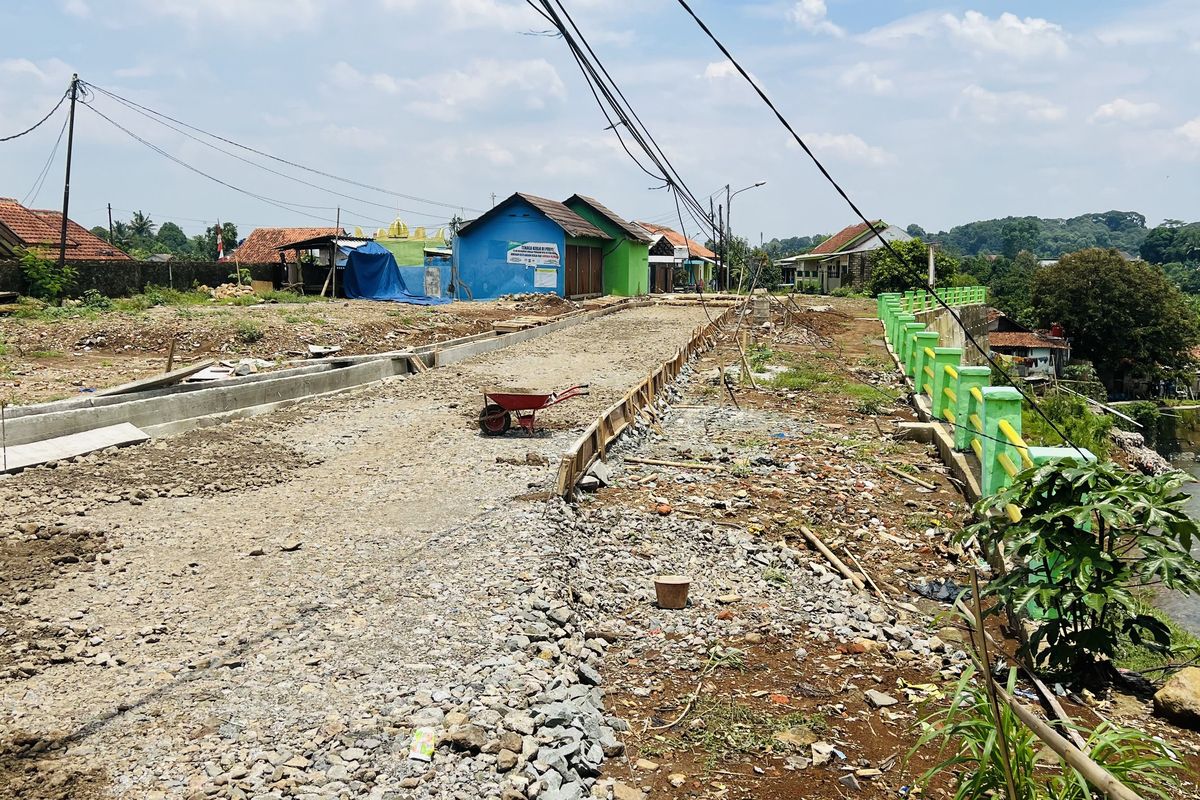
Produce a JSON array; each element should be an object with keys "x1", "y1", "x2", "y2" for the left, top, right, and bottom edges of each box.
[
  {"x1": 0, "y1": 197, "x2": 131, "y2": 260},
  {"x1": 564, "y1": 194, "x2": 652, "y2": 242},
  {"x1": 634, "y1": 222, "x2": 716, "y2": 260},
  {"x1": 990, "y1": 331, "x2": 1070, "y2": 350},
  {"x1": 233, "y1": 227, "x2": 342, "y2": 263},
  {"x1": 809, "y1": 220, "x2": 885, "y2": 255},
  {"x1": 457, "y1": 193, "x2": 611, "y2": 240}
]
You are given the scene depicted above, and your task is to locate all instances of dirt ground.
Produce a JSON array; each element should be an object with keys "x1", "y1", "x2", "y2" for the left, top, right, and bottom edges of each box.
[
  {"x1": 0, "y1": 293, "x2": 577, "y2": 405},
  {"x1": 0, "y1": 303, "x2": 709, "y2": 799},
  {"x1": 588, "y1": 295, "x2": 1200, "y2": 799}
]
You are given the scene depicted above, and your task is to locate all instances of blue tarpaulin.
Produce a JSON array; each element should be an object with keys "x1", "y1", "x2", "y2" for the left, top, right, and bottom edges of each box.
[{"x1": 341, "y1": 241, "x2": 448, "y2": 305}]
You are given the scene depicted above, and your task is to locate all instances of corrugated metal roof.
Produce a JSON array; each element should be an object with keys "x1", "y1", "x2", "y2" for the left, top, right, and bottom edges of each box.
[
  {"x1": 564, "y1": 194, "x2": 652, "y2": 242},
  {"x1": 457, "y1": 193, "x2": 611, "y2": 240},
  {"x1": 633, "y1": 222, "x2": 716, "y2": 260}
]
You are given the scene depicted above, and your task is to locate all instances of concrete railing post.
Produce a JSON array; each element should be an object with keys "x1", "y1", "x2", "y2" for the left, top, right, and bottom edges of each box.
[
  {"x1": 930, "y1": 347, "x2": 962, "y2": 419},
  {"x1": 901, "y1": 323, "x2": 926, "y2": 377},
  {"x1": 878, "y1": 292, "x2": 900, "y2": 321},
  {"x1": 891, "y1": 313, "x2": 916, "y2": 352},
  {"x1": 1028, "y1": 446, "x2": 1097, "y2": 467},
  {"x1": 980, "y1": 386, "x2": 1023, "y2": 495},
  {"x1": 901, "y1": 290, "x2": 915, "y2": 312},
  {"x1": 913, "y1": 332, "x2": 940, "y2": 395},
  {"x1": 954, "y1": 366, "x2": 991, "y2": 451}
]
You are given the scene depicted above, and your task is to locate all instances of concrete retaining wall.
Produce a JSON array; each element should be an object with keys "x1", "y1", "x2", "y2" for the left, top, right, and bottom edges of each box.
[{"x1": 915, "y1": 303, "x2": 990, "y2": 366}]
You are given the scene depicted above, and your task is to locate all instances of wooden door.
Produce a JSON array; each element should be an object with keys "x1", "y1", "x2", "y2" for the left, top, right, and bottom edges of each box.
[{"x1": 565, "y1": 245, "x2": 603, "y2": 298}]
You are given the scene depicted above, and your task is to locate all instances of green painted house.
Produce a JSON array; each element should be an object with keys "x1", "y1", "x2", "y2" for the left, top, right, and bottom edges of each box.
[{"x1": 563, "y1": 194, "x2": 652, "y2": 297}]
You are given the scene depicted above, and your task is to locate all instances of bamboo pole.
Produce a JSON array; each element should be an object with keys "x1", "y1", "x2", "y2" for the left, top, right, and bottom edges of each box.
[
  {"x1": 970, "y1": 569, "x2": 1019, "y2": 800},
  {"x1": 799, "y1": 525, "x2": 865, "y2": 591}
]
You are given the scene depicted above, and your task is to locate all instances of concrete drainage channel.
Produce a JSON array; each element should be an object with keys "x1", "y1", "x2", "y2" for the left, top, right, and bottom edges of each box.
[{"x1": 0, "y1": 300, "x2": 647, "y2": 472}]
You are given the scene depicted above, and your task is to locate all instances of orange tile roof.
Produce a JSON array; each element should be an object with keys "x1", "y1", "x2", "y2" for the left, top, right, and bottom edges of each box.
[
  {"x1": 634, "y1": 222, "x2": 716, "y2": 260},
  {"x1": 989, "y1": 331, "x2": 1070, "y2": 350},
  {"x1": 0, "y1": 197, "x2": 131, "y2": 260},
  {"x1": 232, "y1": 227, "x2": 342, "y2": 263},
  {"x1": 809, "y1": 220, "x2": 885, "y2": 255}
]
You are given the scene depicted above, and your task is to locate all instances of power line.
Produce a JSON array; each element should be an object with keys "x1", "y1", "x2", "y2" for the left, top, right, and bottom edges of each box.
[
  {"x1": 89, "y1": 89, "x2": 453, "y2": 223},
  {"x1": 81, "y1": 80, "x2": 482, "y2": 214},
  {"x1": 0, "y1": 89, "x2": 67, "y2": 142},
  {"x1": 21, "y1": 112, "x2": 69, "y2": 206},
  {"x1": 672, "y1": 0, "x2": 1086, "y2": 459}
]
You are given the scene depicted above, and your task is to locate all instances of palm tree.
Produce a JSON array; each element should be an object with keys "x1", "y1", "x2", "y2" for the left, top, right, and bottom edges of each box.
[
  {"x1": 110, "y1": 220, "x2": 132, "y2": 249},
  {"x1": 129, "y1": 210, "x2": 156, "y2": 238}
]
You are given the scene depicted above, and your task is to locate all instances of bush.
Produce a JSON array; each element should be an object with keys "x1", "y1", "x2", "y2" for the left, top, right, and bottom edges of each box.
[
  {"x1": 235, "y1": 321, "x2": 264, "y2": 344},
  {"x1": 915, "y1": 665, "x2": 1184, "y2": 799},
  {"x1": 964, "y1": 461, "x2": 1200, "y2": 678},
  {"x1": 17, "y1": 248, "x2": 76, "y2": 302},
  {"x1": 1115, "y1": 400, "x2": 1161, "y2": 447},
  {"x1": 1021, "y1": 391, "x2": 1113, "y2": 459},
  {"x1": 79, "y1": 289, "x2": 113, "y2": 310}
]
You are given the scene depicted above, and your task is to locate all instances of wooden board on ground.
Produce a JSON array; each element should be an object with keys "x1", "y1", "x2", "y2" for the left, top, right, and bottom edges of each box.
[
  {"x1": 0, "y1": 303, "x2": 20, "y2": 315},
  {"x1": 1, "y1": 423, "x2": 149, "y2": 473},
  {"x1": 94, "y1": 360, "x2": 216, "y2": 397}
]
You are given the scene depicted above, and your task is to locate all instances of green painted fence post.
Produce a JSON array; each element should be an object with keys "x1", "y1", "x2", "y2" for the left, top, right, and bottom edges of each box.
[
  {"x1": 954, "y1": 366, "x2": 990, "y2": 451},
  {"x1": 912, "y1": 331, "x2": 940, "y2": 395},
  {"x1": 901, "y1": 290, "x2": 915, "y2": 312},
  {"x1": 930, "y1": 347, "x2": 962, "y2": 419},
  {"x1": 891, "y1": 313, "x2": 915, "y2": 352},
  {"x1": 878, "y1": 292, "x2": 900, "y2": 321},
  {"x1": 901, "y1": 323, "x2": 926, "y2": 376},
  {"x1": 980, "y1": 386, "x2": 1023, "y2": 495},
  {"x1": 883, "y1": 300, "x2": 901, "y2": 344}
]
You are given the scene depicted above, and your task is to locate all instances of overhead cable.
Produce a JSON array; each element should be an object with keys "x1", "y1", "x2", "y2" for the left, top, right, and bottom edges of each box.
[
  {"x1": 672, "y1": 0, "x2": 1086, "y2": 458},
  {"x1": 81, "y1": 80, "x2": 482, "y2": 214},
  {"x1": 0, "y1": 89, "x2": 68, "y2": 142}
]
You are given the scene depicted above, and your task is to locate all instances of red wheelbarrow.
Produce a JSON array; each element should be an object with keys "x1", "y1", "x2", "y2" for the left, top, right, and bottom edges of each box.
[{"x1": 478, "y1": 384, "x2": 590, "y2": 436}]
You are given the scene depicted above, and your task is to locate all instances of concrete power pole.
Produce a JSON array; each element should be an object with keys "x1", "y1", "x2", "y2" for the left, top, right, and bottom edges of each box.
[
  {"x1": 927, "y1": 241, "x2": 936, "y2": 287},
  {"x1": 57, "y1": 74, "x2": 79, "y2": 269}
]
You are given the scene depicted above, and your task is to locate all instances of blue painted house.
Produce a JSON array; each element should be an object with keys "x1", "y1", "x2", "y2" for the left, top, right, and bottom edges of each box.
[{"x1": 452, "y1": 192, "x2": 612, "y2": 300}]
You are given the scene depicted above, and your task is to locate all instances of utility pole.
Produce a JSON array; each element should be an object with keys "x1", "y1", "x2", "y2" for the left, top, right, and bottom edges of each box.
[
  {"x1": 332, "y1": 206, "x2": 341, "y2": 298},
  {"x1": 928, "y1": 241, "x2": 936, "y2": 287},
  {"x1": 491, "y1": 193, "x2": 497, "y2": 208},
  {"x1": 725, "y1": 184, "x2": 732, "y2": 291},
  {"x1": 107, "y1": 203, "x2": 113, "y2": 244},
  {"x1": 57, "y1": 74, "x2": 79, "y2": 269}
]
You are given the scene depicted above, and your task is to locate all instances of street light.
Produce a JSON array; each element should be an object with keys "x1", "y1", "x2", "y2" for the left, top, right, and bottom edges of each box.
[{"x1": 726, "y1": 181, "x2": 766, "y2": 292}]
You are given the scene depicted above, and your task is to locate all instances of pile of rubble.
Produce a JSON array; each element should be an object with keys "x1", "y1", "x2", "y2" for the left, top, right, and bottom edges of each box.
[{"x1": 201, "y1": 283, "x2": 257, "y2": 301}]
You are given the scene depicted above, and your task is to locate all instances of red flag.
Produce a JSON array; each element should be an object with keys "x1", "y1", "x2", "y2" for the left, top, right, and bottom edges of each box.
[{"x1": 215, "y1": 219, "x2": 224, "y2": 260}]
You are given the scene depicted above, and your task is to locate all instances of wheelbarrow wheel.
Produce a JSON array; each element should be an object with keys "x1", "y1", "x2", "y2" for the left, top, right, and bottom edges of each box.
[{"x1": 478, "y1": 403, "x2": 511, "y2": 436}]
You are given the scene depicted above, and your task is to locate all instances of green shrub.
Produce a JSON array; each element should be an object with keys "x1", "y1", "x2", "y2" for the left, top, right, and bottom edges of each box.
[
  {"x1": 965, "y1": 461, "x2": 1200, "y2": 678},
  {"x1": 235, "y1": 320, "x2": 264, "y2": 344},
  {"x1": 79, "y1": 289, "x2": 113, "y2": 310},
  {"x1": 1115, "y1": 401, "x2": 1161, "y2": 447},
  {"x1": 914, "y1": 665, "x2": 1183, "y2": 799},
  {"x1": 257, "y1": 289, "x2": 323, "y2": 304},
  {"x1": 1021, "y1": 391, "x2": 1113, "y2": 459},
  {"x1": 17, "y1": 248, "x2": 76, "y2": 302},
  {"x1": 747, "y1": 344, "x2": 773, "y2": 372}
]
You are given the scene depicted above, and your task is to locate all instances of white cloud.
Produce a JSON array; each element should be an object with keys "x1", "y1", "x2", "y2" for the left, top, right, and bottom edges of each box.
[
  {"x1": 320, "y1": 124, "x2": 386, "y2": 150},
  {"x1": 1089, "y1": 98, "x2": 1160, "y2": 123},
  {"x1": 862, "y1": 10, "x2": 1068, "y2": 59},
  {"x1": 380, "y1": 0, "x2": 538, "y2": 31},
  {"x1": 0, "y1": 58, "x2": 74, "y2": 85},
  {"x1": 703, "y1": 60, "x2": 737, "y2": 80},
  {"x1": 788, "y1": 0, "x2": 843, "y2": 37},
  {"x1": 141, "y1": 0, "x2": 325, "y2": 35},
  {"x1": 957, "y1": 84, "x2": 1066, "y2": 124},
  {"x1": 114, "y1": 64, "x2": 156, "y2": 79},
  {"x1": 1178, "y1": 118, "x2": 1200, "y2": 147},
  {"x1": 839, "y1": 63, "x2": 893, "y2": 94},
  {"x1": 798, "y1": 132, "x2": 893, "y2": 165},
  {"x1": 331, "y1": 59, "x2": 565, "y2": 122},
  {"x1": 942, "y1": 11, "x2": 1069, "y2": 59},
  {"x1": 62, "y1": 0, "x2": 90, "y2": 18}
]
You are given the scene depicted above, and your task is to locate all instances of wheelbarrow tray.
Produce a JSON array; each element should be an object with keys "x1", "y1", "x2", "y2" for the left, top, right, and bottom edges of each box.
[{"x1": 484, "y1": 391, "x2": 557, "y2": 411}]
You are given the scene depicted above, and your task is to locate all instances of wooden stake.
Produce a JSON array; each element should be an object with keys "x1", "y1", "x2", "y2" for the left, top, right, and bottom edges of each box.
[
  {"x1": 881, "y1": 462, "x2": 936, "y2": 490},
  {"x1": 623, "y1": 456, "x2": 722, "y2": 471},
  {"x1": 165, "y1": 337, "x2": 177, "y2": 374},
  {"x1": 799, "y1": 525, "x2": 864, "y2": 591},
  {"x1": 970, "y1": 568, "x2": 1020, "y2": 800}
]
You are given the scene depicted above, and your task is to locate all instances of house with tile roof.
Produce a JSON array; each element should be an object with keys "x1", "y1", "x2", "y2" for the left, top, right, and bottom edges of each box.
[
  {"x1": 634, "y1": 222, "x2": 717, "y2": 292},
  {"x1": 0, "y1": 198, "x2": 130, "y2": 261},
  {"x1": 453, "y1": 192, "x2": 613, "y2": 299},
  {"x1": 231, "y1": 227, "x2": 343, "y2": 264},
  {"x1": 987, "y1": 310, "x2": 1070, "y2": 377},
  {"x1": 775, "y1": 220, "x2": 910, "y2": 294},
  {"x1": 563, "y1": 195, "x2": 651, "y2": 297}
]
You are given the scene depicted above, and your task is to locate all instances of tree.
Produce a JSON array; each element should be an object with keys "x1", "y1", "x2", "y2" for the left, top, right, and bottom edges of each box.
[
  {"x1": 128, "y1": 210, "x2": 156, "y2": 239},
  {"x1": 89, "y1": 225, "x2": 110, "y2": 242},
  {"x1": 866, "y1": 238, "x2": 959, "y2": 296},
  {"x1": 905, "y1": 223, "x2": 928, "y2": 239},
  {"x1": 1001, "y1": 217, "x2": 1041, "y2": 259},
  {"x1": 110, "y1": 220, "x2": 132, "y2": 250},
  {"x1": 194, "y1": 222, "x2": 239, "y2": 260},
  {"x1": 1030, "y1": 248, "x2": 1200, "y2": 389},
  {"x1": 156, "y1": 221, "x2": 189, "y2": 254}
]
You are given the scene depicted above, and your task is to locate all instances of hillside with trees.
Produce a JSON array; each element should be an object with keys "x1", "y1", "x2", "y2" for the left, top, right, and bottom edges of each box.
[{"x1": 924, "y1": 211, "x2": 1150, "y2": 259}]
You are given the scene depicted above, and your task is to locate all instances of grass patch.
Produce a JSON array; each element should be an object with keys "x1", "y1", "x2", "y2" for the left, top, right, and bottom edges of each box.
[
  {"x1": 0, "y1": 339, "x2": 7, "y2": 357},
  {"x1": 385, "y1": 310, "x2": 423, "y2": 325},
  {"x1": 767, "y1": 353, "x2": 899, "y2": 405},
  {"x1": 257, "y1": 289, "x2": 325, "y2": 304},
  {"x1": 680, "y1": 699, "x2": 825, "y2": 769},
  {"x1": 234, "y1": 320, "x2": 265, "y2": 344},
  {"x1": 1114, "y1": 597, "x2": 1200, "y2": 673},
  {"x1": 27, "y1": 349, "x2": 63, "y2": 359},
  {"x1": 762, "y1": 567, "x2": 790, "y2": 586},
  {"x1": 747, "y1": 344, "x2": 774, "y2": 372}
]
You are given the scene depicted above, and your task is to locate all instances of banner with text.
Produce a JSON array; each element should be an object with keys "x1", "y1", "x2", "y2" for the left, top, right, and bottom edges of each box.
[{"x1": 507, "y1": 241, "x2": 560, "y2": 267}]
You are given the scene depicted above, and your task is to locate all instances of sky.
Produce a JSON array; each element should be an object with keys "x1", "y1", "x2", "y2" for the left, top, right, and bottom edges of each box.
[{"x1": 0, "y1": 0, "x2": 1196, "y2": 243}]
